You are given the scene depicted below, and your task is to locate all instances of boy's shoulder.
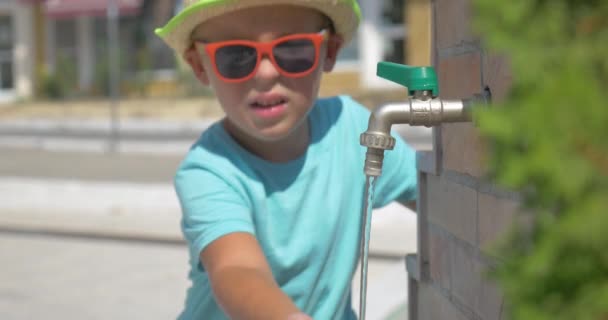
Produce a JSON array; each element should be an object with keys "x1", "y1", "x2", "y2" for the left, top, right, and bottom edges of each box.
[
  {"x1": 313, "y1": 95, "x2": 370, "y2": 120},
  {"x1": 316, "y1": 94, "x2": 364, "y2": 108},
  {"x1": 314, "y1": 95, "x2": 372, "y2": 128},
  {"x1": 177, "y1": 122, "x2": 240, "y2": 173}
]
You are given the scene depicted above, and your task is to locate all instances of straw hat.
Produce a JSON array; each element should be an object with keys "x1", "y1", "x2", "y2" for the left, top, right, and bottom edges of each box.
[{"x1": 155, "y1": 0, "x2": 361, "y2": 54}]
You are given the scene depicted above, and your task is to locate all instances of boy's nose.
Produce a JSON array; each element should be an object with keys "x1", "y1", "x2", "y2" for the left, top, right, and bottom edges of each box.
[{"x1": 254, "y1": 56, "x2": 281, "y2": 81}]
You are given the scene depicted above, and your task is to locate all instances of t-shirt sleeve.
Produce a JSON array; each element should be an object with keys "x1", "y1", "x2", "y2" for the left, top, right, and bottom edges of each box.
[
  {"x1": 174, "y1": 155, "x2": 254, "y2": 266},
  {"x1": 341, "y1": 95, "x2": 418, "y2": 208}
]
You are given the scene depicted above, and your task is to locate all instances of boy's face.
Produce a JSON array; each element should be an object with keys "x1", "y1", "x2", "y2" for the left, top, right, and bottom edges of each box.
[{"x1": 184, "y1": 5, "x2": 342, "y2": 145}]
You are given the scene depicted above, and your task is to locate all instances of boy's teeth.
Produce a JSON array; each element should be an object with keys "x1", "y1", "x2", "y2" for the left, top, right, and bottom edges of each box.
[{"x1": 255, "y1": 99, "x2": 284, "y2": 107}]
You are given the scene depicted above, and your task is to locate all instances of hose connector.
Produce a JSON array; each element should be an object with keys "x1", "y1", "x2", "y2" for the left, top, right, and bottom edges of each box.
[{"x1": 360, "y1": 132, "x2": 395, "y2": 176}]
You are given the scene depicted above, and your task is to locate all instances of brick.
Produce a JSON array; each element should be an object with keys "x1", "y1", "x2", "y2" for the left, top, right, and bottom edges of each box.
[
  {"x1": 436, "y1": 49, "x2": 485, "y2": 179},
  {"x1": 441, "y1": 122, "x2": 486, "y2": 178},
  {"x1": 426, "y1": 174, "x2": 478, "y2": 245},
  {"x1": 437, "y1": 52, "x2": 482, "y2": 99},
  {"x1": 476, "y1": 275, "x2": 504, "y2": 320},
  {"x1": 418, "y1": 283, "x2": 469, "y2": 320},
  {"x1": 450, "y1": 240, "x2": 480, "y2": 311},
  {"x1": 478, "y1": 192, "x2": 521, "y2": 249},
  {"x1": 482, "y1": 53, "x2": 513, "y2": 103},
  {"x1": 428, "y1": 225, "x2": 451, "y2": 291},
  {"x1": 449, "y1": 240, "x2": 505, "y2": 320},
  {"x1": 417, "y1": 150, "x2": 438, "y2": 175},
  {"x1": 434, "y1": 0, "x2": 476, "y2": 50}
]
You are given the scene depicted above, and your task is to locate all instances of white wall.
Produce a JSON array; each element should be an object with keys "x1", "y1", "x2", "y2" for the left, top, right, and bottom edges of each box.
[{"x1": 357, "y1": 0, "x2": 402, "y2": 90}]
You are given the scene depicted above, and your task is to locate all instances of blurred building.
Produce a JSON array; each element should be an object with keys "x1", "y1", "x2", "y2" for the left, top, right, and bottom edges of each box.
[
  {"x1": 0, "y1": 0, "x2": 40, "y2": 102},
  {"x1": 0, "y1": 0, "x2": 431, "y2": 101}
]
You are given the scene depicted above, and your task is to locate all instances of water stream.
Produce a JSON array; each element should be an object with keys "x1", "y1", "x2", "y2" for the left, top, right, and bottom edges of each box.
[{"x1": 358, "y1": 174, "x2": 377, "y2": 320}]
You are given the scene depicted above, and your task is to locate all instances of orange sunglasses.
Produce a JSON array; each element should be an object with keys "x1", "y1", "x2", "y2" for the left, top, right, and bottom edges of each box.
[{"x1": 194, "y1": 30, "x2": 329, "y2": 83}]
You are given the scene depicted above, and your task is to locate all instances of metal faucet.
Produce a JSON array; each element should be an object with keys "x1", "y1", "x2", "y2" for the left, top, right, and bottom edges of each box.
[
  {"x1": 357, "y1": 62, "x2": 490, "y2": 320},
  {"x1": 360, "y1": 62, "x2": 490, "y2": 176}
]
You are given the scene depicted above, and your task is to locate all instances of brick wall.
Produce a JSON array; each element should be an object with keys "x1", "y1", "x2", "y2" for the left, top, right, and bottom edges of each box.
[{"x1": 408, "y1": 0, "x2": 518, "y2": 319}]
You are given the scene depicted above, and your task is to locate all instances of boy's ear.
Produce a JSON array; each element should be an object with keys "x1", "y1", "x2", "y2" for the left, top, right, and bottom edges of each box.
[
  {"x1": 183, "y1": 45, "x2": 210, "y2": 85},
  {"x1": 323, "y1": 35, "x2": 344, "y2": 72}
]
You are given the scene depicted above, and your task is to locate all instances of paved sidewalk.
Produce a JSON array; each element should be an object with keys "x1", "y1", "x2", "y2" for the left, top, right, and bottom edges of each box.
[
  {"x1": 0, "y1": 117, "x2": 432, "y2": 153},
  {"x1": 0, "y1": 176, "x2": 417, "y2": 257},
  {"x1": 0, "y1": 175, "x2": 416, "y2": 320},
  {"x1": 0, "y1": 118, "x2": 209, "y2": 154},
  {"x1": 0, "y1": 231, "x2": 410, "y2": 320},
  {"x1": 0, "y1": 176, "x2": 415, "y2": 320},
  {"x1": 0, "y1": 232, "x2": 190, "y2": 320}
]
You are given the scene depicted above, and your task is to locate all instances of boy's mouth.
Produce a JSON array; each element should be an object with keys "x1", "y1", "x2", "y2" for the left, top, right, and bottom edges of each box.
[
  {"x1": 248, "y1": 94, "x2": 289, "y2": 118},
  {"x1": 251, "y1": 98, "x2": 287, "y2": 108}
]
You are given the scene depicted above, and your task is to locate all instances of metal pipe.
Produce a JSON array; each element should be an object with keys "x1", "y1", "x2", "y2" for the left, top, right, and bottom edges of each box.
[{"x1": 107, "y1": 0, "x2": 120, "y2": 153}]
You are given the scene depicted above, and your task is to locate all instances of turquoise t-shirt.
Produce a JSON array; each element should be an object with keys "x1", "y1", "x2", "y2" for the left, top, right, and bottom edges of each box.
[{"x1": 174, "y1": 95, "x2": 417, "y2": 320}]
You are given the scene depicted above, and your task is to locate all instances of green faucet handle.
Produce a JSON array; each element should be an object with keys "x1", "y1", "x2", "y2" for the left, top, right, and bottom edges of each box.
[{"x1": 376, "y1": 61, "x2": 439, "y2": 97}]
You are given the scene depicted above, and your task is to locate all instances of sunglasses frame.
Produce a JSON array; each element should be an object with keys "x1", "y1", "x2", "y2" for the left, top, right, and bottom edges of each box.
[{"x1": 195, "y1": 30, "x2": 329, "y2": 83}]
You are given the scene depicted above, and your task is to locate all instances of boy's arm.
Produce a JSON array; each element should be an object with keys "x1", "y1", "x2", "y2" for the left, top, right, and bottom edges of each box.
[{"x1": 201, "y1": 232, "x2": 311, "y2": 320}]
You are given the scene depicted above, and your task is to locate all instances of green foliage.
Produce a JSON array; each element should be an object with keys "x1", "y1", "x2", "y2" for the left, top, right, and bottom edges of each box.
[
  {"x1": 93, "y1": 45, "x2": 120, "y2": 97},
  {"x1": 38, "y1": 54, "x2": 78, "y2": 99},
  {"x1": 93, "y1": 40, "x2": 144, "y2": 97},
  {"x1": 132, "y1": 47, "x2": 153, "y2": 97},
  {"x1": 38, "y1": 68, "x2": 64, "y2": 100},
  {"x1": 471, "y1": 0, "x2": 608, "y2": 319}
]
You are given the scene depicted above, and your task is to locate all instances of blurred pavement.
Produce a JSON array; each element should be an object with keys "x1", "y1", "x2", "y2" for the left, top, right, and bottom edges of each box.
[
  {"x1": 0, "y1": 115, "x2": 426, "y2": 320},
  {"x1": 0, "y1": 118, "x2": 432, "y2": 153}
]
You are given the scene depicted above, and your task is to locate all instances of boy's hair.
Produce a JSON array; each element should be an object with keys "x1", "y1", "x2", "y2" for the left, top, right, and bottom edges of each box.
[
  {"x1": 323, "y1": 15, "x2": 337, "y2": 35},
  {"x1": 155, "y1": 0, "x2": 361, "y2": 55}
]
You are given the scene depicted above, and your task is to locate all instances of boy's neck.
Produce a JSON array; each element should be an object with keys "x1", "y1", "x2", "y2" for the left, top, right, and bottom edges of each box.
[{"x1": 223, "y1": 119, "x2": 311, "y2": 163}]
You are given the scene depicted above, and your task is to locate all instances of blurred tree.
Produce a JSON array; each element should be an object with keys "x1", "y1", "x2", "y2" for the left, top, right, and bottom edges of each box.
[
  {"x1": 38, "y1": 53, "x2": 78, "y2": 100},
  {"x1": 472, "y1": 0, "x2": 608, "y2": 319}
]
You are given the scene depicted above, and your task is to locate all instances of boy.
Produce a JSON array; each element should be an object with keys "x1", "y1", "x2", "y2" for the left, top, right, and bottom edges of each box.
[{"x1": 155, "y1": 1, "x2": 417, "y2": 319}]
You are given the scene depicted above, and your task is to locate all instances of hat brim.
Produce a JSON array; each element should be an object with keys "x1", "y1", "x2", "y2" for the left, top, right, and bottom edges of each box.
[{"x1": 155, "y1": 0, "x2": 361, "y2": 55}]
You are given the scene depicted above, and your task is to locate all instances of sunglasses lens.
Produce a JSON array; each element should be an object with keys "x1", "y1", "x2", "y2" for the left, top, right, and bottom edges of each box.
[
  {"x1": 215, "y1": 45, "x2": 257, "y2": 79},
  {"x1": 273, "y1": 38, "x2": 316, "y2": 74}
]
